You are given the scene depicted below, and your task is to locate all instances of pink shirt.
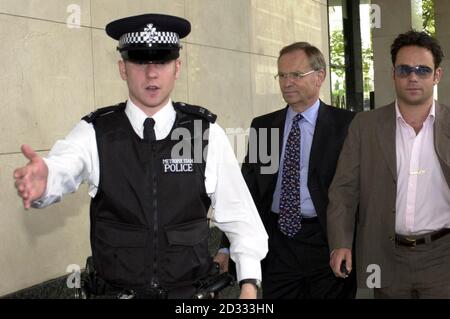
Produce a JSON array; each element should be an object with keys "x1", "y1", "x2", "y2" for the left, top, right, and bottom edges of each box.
[{"x1": 395, "y1": 101, "x2": 450, "y2": 235}]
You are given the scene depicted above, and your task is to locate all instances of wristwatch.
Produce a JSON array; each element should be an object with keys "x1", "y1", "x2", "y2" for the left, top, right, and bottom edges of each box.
[{"x1": 239, "y1": 279, "x2": 261, "y2": 290}]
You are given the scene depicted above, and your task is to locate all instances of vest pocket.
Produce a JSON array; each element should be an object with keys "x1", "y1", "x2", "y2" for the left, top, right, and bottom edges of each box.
[
  {"x1": 94, "y1": 220, "x2": 148, "y2": 286},
  {"x1": 163, "y1": 219, "x2": 211, "y2": 283}
]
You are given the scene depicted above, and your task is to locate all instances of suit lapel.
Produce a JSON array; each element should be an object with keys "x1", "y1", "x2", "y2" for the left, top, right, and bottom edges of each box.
[
  {"x1": 276, "y1": 108, "x2": 287, "y2": 164},
  {"x1": 434, "y1": 102, "x2": 450, "y2": 184},
  {"x1": 376, "y1": 103, "x2": 397, "y2": 182},
  {"x1": 309, "y1": 102, "x2": 333, "y2": 177},
  {"x1": 261, "y1": 107, "x2": 287, "y2": 196}
]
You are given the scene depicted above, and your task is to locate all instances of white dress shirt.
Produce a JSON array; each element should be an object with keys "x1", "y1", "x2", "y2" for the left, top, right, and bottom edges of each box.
[
  {"x1": 34, "y1": 98, "x2": 268, "y2": 281},
  {"x1": 395, "y1": 100, "x2": 450, "y2": 235}
]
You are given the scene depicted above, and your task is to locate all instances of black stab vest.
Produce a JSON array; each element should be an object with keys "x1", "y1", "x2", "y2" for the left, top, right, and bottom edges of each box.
[{"x1": 86, "y1": 102, "x2": 214, "y2": 290}]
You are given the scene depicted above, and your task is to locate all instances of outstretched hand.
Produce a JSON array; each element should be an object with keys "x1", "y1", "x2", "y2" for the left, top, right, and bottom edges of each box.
[{"x1": 13, "y1": 144, "x2": 48, "y2": 209}]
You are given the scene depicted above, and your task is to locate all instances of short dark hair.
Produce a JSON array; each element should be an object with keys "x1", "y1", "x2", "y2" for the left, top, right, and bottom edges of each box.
[
  {"x1": 391, "y1": 30, "x2": 444, "y2": 69},
  {"x1": 278, "y1": 42, "x2": 326, "y2": 74}
]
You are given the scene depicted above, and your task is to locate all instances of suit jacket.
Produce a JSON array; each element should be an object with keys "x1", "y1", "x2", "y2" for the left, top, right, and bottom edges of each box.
[
  {"x1": 327, "y1": 102, "x2": 450, "y2": 288},
  {"x1": 242, "y1": 101, "x2": 355, "y2": 238}
]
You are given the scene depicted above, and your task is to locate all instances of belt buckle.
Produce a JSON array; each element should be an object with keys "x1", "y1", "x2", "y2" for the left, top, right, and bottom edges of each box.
[{"x1": 404, "y1": 237, "x2": 417, "y2": 247}]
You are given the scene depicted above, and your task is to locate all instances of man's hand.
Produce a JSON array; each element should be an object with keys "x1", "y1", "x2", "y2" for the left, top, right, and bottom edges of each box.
[
  {"x1": 239, "y1": 283, "x2": 257, "y2": 299},
  {"x1": 330, "y1": 248, "x2": 352, "y2": 278},
  {"x1": 213, "y1": 252, "x2": 230, "y2": 273},
  {"x1": 13, "y1": 144, "x2": 48, "y2": 209}
]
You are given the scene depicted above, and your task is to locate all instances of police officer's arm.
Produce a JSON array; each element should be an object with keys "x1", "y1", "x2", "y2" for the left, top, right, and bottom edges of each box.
[
  {"x1": 213, "y1": 117, "x2": 261, "y2": 275},
  {"x1": 239, "y1": 282, "x2": 258, "y2": 299},
  {"x1": 206, "y1": 122, "x2": 268, "y2": 299},
  {"x1": 14, "y1": 120, "x2": 98, "y2": 208},
  {"x1": 14, "y1": 144, "x2": 49, "y2": 209}
]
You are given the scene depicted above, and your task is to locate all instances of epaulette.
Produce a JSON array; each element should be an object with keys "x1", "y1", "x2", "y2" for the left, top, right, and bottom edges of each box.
[
  {"x1": 81, "y1": 103, "x2": 126, "y2": 123},
  {"x1": 173, "y1": 102, "x2": 217, "y2": 123}
]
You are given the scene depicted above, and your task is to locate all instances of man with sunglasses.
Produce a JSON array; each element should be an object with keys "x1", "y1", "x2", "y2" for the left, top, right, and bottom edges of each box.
[
  {"x1": 216, "y1": 42, "x2": 357, "y2": 298},
  {"x1": 328, "y1": 30, "x2": 450, "y2": 298}
]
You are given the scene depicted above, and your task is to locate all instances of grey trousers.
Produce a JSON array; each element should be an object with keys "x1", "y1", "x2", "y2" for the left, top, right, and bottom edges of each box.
[{"x1": 374, "y1": 231, "x2": 450, "y2": 299}]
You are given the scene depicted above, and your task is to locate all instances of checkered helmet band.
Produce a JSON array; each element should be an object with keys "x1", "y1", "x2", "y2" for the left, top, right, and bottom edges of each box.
[{"x1": 118, "y1": 23, "x2": 180, "y2": 49}]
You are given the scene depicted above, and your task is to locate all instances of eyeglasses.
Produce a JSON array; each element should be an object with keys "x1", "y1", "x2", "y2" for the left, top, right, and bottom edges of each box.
[
  {"x1": 274, "y1": 70, "x2": 317, "y2": 81},
  {"x1": 394, "y1": 65, "x2": 434, "y2": 79}
]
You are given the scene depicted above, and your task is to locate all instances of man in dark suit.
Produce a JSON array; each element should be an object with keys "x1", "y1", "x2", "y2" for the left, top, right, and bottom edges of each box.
[{"x1": 216, "y1": 42, "x2": 356, "y2": 298}]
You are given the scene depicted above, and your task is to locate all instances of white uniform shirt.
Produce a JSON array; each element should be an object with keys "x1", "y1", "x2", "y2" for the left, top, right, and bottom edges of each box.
[{"x1": 34, "y1": 99, "x2": 268, "y2": 281}]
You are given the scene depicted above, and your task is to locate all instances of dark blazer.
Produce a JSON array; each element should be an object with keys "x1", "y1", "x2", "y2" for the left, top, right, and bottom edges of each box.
[{"x1": 242, "y1": 101, "x2": 355, "y2": 237}]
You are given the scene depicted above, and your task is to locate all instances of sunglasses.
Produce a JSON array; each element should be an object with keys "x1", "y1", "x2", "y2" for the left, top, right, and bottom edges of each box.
[{"x1": 394, "y1": 65, "x2": 434, "y2": 79}]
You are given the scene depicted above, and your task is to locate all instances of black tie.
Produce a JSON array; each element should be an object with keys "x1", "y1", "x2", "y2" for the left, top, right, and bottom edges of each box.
[{"x1": 143, "y1": 118, "x2": 156, "y2": 142}]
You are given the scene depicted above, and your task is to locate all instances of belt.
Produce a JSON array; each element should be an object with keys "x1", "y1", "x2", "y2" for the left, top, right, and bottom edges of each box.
[
  {"x1": 81, "y1": 271, "x2": 169, "y2": 299},
  {"x1": 270, "y1": 212, "x2": 318, "y2": 224},
  {"x1": 301, "y1": 216, "x2": 319, "y2": 224},
  {"x1": 395, "y1": 228, "x2": 450, "y2": 247},
  {"x1": 80, "y1": 262, "x2": 229, "y2": 299}
]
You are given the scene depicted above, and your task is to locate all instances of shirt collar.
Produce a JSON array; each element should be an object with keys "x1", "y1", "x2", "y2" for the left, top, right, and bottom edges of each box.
[
  {"x1": 286, "y1": 99, "x2": 320, "y2": 126},
  {"x1": 125, "y1": 98, "x2": 176, "y2": 139},
  {"x1": 395, "y1": 99, "x2": 436, "y2": 124}
]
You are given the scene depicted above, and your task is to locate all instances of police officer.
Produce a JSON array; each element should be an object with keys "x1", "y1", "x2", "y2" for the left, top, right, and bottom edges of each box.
[{"x1": 13, "y1": 13, "x2": 268, "y2": 299}]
